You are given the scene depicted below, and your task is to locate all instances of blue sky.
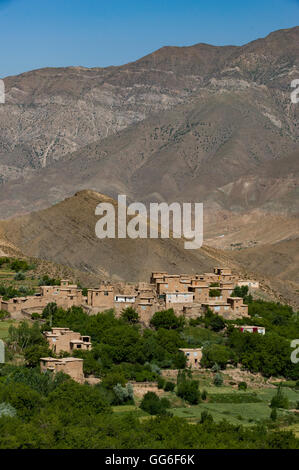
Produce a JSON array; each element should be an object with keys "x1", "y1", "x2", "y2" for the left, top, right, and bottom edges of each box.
[{"x1": 0, "y1": 0, "x2": 298, "y2": 77}]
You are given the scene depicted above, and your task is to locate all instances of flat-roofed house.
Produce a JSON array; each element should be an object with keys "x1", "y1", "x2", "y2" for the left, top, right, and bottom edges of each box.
[
  {"x1": 213, "y1": 267, "x2": 237, "y2": 283},
  {"x1": 239, "y1": 325, "x2": 265, "y2": 335},
  {"x1": 237, "y1": 280, "x2": 259, "y2": 289},
  {"x1": 87, "y1": 285, "x2": 114, "y2": 311},
  {"x1": 40, "y1": 357, "x2": 84, "y2": 383},
  {"x1": 0, "y1": 294, "x2": 47, "y2": 315},
  {"x1": 44, "y1": 328, "x2": 92, "y2": 354},
  {"x1": 202, "y1": 301, "x2": 231, "y2": 316},
  {"x1": 179, "y1": 348, "x2": 203, "y2": 369},
  {"x1": 227, "y1": 297, "x2": 249, "y2": 318},
  {"x1": 188, "y1": 281, "x2": 209, "y2": 303}
]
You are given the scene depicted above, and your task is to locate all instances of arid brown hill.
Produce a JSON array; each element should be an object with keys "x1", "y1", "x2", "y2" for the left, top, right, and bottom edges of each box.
[
  {"x1": 0, "y1": 190, "x2": 297, "y2": 308},
  {"x1": 0, "y1": 190, "x2": 230, "y2": 281}
]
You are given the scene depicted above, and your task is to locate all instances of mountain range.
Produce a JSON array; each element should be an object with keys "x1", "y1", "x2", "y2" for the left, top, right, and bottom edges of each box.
[{"x1": 0, "y1": 26, "x2": 298, "y2": 306}]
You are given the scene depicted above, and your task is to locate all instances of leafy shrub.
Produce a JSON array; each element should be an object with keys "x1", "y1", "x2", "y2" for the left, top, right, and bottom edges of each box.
[
  {"x1": 0, "y1": 402, "x2": 17, "y2": 418},
  {"x1": 177, "y1": 378, "x2": 200, "y2": 404},
  {"x1": 270, "y1": 407, "x2": 277, "y2": 421},
  {"x1": 31, "y1": 313, "x2": 41, "y2": 320},
  {"x1": 164, "y1": 381, "x2": 175, "y2": 392},
  {"x1": 200, "y1": 410, "x2": 213, "y2": 424},
  {"x1": 213, "y1": 372, "x2": 223, "y2": 387},
  {"x1": 14, "y1": 272, "x2": 25, "y2": 281},
  {"x1": 0, "y1": 310, "x2": 10, "y2": 320},
  {"x1": 157, "y1": 377, "x2": 165, "y2": 389},
  {"x1": 150, "y1": 309, "x2": 185, "y2": 330},
  {"x1": 202, "y1": 344, "x2": 232, "y2": 369},
  {"x1": 270, "y1": 384, "x2": 289, "y2": 409},
  {"x1": 121, "y1": 307, "x2": 139, "y2": 324},
  {"x1": 140, "y1": 391, "x2": 170, "y2": 415},
  {"x1": 10, "y1": 260, "x2": 30, "y2": 272},
  {"x1": 209, "y1": 289, "x2": 221, "y2": 297},
  {"x1": 238, "y1": 381, "x2": 248, "y2": 391},
  {"x1": 113, "y1": 383, "x2": 134, "y2": 404}
]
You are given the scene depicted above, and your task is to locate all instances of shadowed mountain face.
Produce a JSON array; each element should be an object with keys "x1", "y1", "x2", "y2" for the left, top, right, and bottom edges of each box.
[
  {"x1": 0, "y1": 26, "x2": 298, "y2": 205},
  {"x1": 0, "y1": 190, "x2": 230, "y2": 281},
  {"x1": 0, "y1": 89, "x2": 298, "y2": 220}
]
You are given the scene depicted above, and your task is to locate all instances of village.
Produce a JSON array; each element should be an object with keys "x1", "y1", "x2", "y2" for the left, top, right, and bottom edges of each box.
[
  {"x1": 0, "y1": 266, "x2": 263, "y2": 383},
  {"x1": 0, "y1": 267, "x2": 256, "y2": 322}
]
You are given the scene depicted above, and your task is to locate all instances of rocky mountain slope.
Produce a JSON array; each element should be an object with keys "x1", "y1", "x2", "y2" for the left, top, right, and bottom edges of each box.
[
  {"x1": 0, "y1": 26, "x2": 298, "y2": 193},
  {"x1": 0, "y1": 190, "x2": 229, "y2": 280}
]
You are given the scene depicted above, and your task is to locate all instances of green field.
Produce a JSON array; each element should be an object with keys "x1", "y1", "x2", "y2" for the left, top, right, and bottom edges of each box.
[
  {"x1": 171, "y1": 402, "x2": 291, "y2": 426},
  {"x1": 168, "y1": 382, "x2": 299, "y2": 426},
  {"x1": 112, "y1": 405, "x2": 149, "y2": 418},
  {"x1": 282, "y1": 423, "x2": 299, "y2": 438},
  {"x1": 0, "y1": 320, "x2": 16, "y2": 340}
]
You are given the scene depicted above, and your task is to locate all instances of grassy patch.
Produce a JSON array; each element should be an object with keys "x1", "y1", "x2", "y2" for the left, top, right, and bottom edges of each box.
[
  {"x1": 0, "y1": 320, "x2": 16, "y2": 340},
  {"x1": 282, "y1": 423, "x2": 299, "y2": 438},
  {"x1": 171, "y1": 402, "x2": 287, "y2": 426},
  {"x1": 112, "y1": 405, "x2": 148, "y2": 418},
  {"x1": 182, "y1": 326, "x2": 225, "y2": 347},
  {"x1": 208, "y1": 392, "x2": 262, "y2": 403}
]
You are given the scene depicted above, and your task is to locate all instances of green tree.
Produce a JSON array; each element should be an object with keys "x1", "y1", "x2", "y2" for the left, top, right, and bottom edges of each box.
[
  {"x1": 164, "y1": 381, "x2": 175, "y2": 392},
  {"x1": 214, "y1": 372, "x2": 223, "y2": 387},
  {"x1": 24, "y1": 344, "x2": 52, "y2": 367},
  {"x1": 238, "y1": 381, "x2": 248, "y2": 391},
  {"x1": 177, "y1": 376, "x2": 200, "y2": 404},
  {"x1": 150, "y1": 309, "x2": 185, "y2": 330},
  {"x1": 121, "y1": 307, "x2": 139, "y2": 324},
  {"x1": 270, "y1": 407, "x2": 277, "y2": 421},
  {"x1": 42, "y1": 302, "x2": 58, "y2": 322},
  {"x1": 270, "y1": 384, "x2": 289, "y2": 409},
  {"x1": 201, "y1": 344, "x2": 232, "y2": 369},
  {"x1": 140, "y1": 392, "x2": 170, "y2": 415}
]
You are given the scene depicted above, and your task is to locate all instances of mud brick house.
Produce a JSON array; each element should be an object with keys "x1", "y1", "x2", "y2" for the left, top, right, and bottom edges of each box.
[
  {"x1": 213, "y1": 267, "x2": 237, "y2": 283},
  {"x1": 0, "y1": 294, "x2": 48, "y2": 315},
  {"x1": 153, "y1": 274, "x2": 189, "y2": 295},
  {"x1": 1, "y1": 279, "x2": 84, "y2": 316},
  {"x1": 202, "y1": 296, "x2": 248, "y2": 319},
  {"x1": 202, "y1": 301, "x2": 231, "y2": 317},
  {"x1": 239, "y1": 325, "x2": 265, "y2": 335},
  {"x1": 182, "y1": 304, "x2": 203, "y2": 319},
  {"x1": 87, "y1": 285, "x2": 114, "y2": 312},
  {"x1": 44, "y1": 327, "x2": 92, "y2": 354},
  {"x1": 227, "y1": 297, "x2": 248, "y2": 318},
  {"x1": 40, "y1": 279, "x2": 83, "y2": 309},
  {"x1": 188, "y1": 280, "x2": 210, "y2": 303},
  {"x1": 237, "y1": 280, "x2": 259, "y2": 289},
  {"x1": 40, "y1": 357, "x2": 84, "y2": 383},
  {"x1": 165, "y1": 292, "x2": 194, "y2": 313},
  {"x1": 179, "y1": 348, "x2": 203, "y2": 369}
]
